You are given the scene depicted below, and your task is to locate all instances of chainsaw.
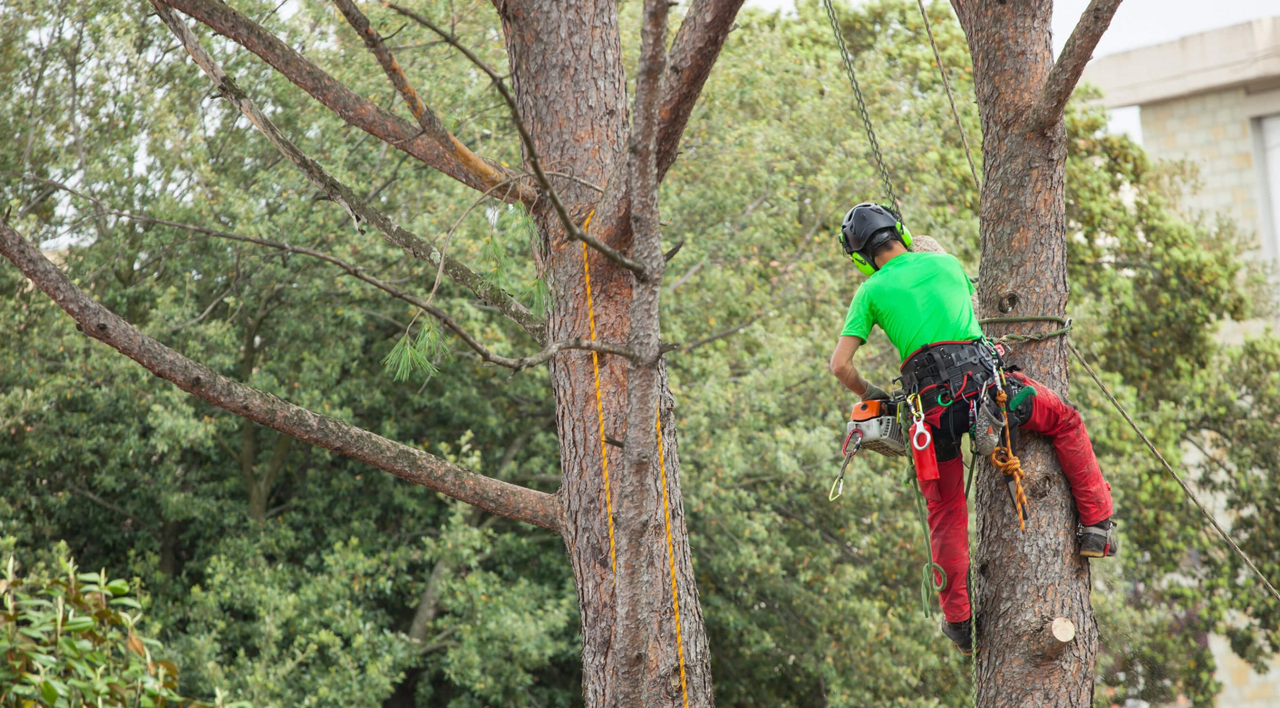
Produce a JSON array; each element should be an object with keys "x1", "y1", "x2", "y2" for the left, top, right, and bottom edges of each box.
[
  {"x1": 829, "y1": 397, "x2": 908, "y2": 500},
  {"x1": 845, "y1": 398, "x2": 908, "y2": 458}
]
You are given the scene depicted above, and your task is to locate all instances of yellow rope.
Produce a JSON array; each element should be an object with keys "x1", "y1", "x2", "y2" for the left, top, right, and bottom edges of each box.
[
  {"x1": 582, "y1": 211, "x2": 689, "y2": 706},
  {"x1": 656, "y1": 406, "x2": 690, "y2": 708},
  {"x1": 581, "y1": 211, "x2": 616, "y2": 574}
]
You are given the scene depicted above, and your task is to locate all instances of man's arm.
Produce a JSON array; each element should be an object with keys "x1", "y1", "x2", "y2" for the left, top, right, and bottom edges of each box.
[{"x1": 829, "y1": 335, "x2": 886, "y2": 399}]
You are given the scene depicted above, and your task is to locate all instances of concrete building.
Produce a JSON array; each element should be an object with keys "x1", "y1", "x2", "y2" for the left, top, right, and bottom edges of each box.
[{"x1": 1082, "y1": 16, "x2": 1280, "y2": 265}]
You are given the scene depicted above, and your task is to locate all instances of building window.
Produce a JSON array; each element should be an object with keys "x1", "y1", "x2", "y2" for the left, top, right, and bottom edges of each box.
[{"x1": 1257, "y1": 114, "x2": 1280, "y2": 263}]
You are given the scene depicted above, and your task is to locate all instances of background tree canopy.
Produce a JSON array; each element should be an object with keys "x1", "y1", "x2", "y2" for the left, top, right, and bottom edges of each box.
[{"x1": 2, "y1": 1, "x2": 1277, "y2": 707}]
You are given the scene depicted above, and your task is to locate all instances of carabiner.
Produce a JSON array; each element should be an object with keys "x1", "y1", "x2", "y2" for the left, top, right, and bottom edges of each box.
[
  {"x1": 829, "y1": 453, "x2": 855, "y2": 502},
  {"x1": 906, "y1": 393, "x2": 925, "y2": 425},
  {"x1": 842, "y1": 428, "x2": 863, "y2": 458}
]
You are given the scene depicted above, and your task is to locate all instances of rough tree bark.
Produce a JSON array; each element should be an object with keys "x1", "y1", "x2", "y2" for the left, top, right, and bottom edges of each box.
[
  {"x1": 948, "y1": 0, "x2": 1122, "y2": 705},
  {"x1": 0, "y1": 0, "x2": 743, "y2": 706}
]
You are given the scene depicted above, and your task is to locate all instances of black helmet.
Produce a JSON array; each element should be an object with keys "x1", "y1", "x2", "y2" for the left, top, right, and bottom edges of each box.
[
  {"x1": 838, "y1": 203, "x2": 913, "y2": 275},
  {"x1": 840, "y1": 203, "x2": 899, "y2": 253}
]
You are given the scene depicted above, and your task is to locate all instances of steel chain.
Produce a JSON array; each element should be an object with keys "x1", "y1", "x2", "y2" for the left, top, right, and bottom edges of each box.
[{"x1": 821, "y1": 0, "x2": 900, "y2": 215}]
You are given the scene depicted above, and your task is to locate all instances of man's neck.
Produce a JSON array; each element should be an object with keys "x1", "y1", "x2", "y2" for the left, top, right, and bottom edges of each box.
[{"x1": 873, "y1": 244, "x2": 909, "y2": 270}]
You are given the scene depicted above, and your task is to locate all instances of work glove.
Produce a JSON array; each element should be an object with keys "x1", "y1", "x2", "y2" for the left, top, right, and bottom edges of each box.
[{"x1": 859, "y1": 382, "x2": 890, "y2": 402}]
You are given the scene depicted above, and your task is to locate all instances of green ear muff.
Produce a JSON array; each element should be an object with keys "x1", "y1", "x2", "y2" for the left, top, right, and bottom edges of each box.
[
  {"x1": 849, "y1": 251, "x2": 876, "y2": 277},
  {"x1": 898, "y1": 221, "x2": 913, "y2": 249}
]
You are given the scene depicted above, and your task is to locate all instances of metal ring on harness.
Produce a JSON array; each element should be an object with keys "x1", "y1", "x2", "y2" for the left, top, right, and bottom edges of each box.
[{"x1": 912, "y1": 422, "x2": 932, "y2": 451}]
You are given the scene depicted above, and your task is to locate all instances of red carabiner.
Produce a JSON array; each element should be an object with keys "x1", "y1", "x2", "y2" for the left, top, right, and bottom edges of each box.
[{"x1": 842, "y1": 428, "x2": 864, "y2": 457}]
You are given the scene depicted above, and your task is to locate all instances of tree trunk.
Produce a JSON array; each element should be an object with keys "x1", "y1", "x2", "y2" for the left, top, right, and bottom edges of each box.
[
  {"x1": 497, "y1": 1, "x2": 713, "y2": 705},
  {"x1": 956, "y1": 1, "x2": 1098, "y2": 705}
]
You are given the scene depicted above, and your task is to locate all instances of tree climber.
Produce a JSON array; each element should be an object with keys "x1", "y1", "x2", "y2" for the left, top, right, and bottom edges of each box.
[{"x1": 826, "y1": 203, "x2": 1118, "y2": 656}]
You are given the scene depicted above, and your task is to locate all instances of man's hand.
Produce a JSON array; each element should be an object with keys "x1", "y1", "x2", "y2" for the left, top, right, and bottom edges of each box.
[{"x1": 859, "y1": 382, "x2": 890, "y2": 401}]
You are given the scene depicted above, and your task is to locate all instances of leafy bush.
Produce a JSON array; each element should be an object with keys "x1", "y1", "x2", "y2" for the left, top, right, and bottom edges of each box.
[{"x1": 0, "y1": 549, "x2": 214, "y2": 708}]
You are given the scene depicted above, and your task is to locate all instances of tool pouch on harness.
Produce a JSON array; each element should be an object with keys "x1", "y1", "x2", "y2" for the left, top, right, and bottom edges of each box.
[
  {"x1": 911, "y1": 420, "x2": 940, "y2": 483},
  {"x1": 972, "y1": 394, "x2": 1005, "y2": 457}
]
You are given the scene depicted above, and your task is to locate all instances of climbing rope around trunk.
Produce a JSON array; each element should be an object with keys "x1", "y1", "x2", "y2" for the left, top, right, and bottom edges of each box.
[{"x1": 979, "y1": 315, "x2": 1280, "y2": 605}]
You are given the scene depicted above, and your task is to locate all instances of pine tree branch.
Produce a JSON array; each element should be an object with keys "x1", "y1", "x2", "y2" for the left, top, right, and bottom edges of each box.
[
  {"x1": 145, "y1": 6, "x2": 547, "y2": 342},
  {"x1": 327, "y1": 0, "x2": 525, "y2": 199},
  {"x1": 570, "y1": 0, "x2": 743, "y2": 267},
  {"x1": 152, "y1": 0, "x2": 533, "y2": 203},
  {"x1": 1030, "y1": 0, "x2": 1123, "y2": 131},
  {"x1": 657, "y1": 0, "x2": 745, "y2": 180},
  {"x1": 0, "y1": 218, "x2": 561, "y2": 531},
  {"x1": 386, "y1": 3, "x2": 651, "y2": 280}
]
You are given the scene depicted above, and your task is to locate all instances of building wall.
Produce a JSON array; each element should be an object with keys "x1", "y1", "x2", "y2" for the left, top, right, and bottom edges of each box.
[
  {"x1": 1139, "y1": 87, "x2": 1260, "y2": 233},
  {"x1": 1210, "y1": 633, "x2": 1280, "y2": 707},
  {"x1": 1137, "y1": 85, "x2": 1280, "y2": 262}
]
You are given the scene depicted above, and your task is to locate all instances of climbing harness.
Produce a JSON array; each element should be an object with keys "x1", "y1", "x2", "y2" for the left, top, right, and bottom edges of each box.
[{"x1": 581, "y1": 214, "x2": 691, "y2": 708}]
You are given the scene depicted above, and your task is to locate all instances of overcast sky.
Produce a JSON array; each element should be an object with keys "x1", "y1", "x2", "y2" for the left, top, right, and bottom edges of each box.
[{"x1": 1049, "y1": 0, "x2": 1278, "y2": 56}]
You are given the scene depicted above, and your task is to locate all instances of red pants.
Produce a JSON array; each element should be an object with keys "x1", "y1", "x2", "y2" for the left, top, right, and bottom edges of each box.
[{"x1": 919, "y1": 373, "x2": 1113, "y2": 622}]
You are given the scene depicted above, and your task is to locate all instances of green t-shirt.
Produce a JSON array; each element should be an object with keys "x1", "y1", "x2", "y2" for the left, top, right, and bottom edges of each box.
[{"x1": 841, "y1": 252, "x2": 983, "y2": 361}]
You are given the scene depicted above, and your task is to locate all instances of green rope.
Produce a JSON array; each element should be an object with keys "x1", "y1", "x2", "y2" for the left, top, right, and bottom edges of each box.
[
  {"x1": 978, "y1": 315, "x2": 1073, "y2": 343},
  {"x1": 910, "y1": 474, "x2": 946, "y2": 615}
]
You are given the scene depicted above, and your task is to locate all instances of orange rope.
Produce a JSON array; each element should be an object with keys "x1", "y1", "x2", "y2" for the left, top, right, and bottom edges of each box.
[
  {"x1": 656, "y1": 406, "x2": 690, "y2": 708},
  {"x1": 581, "y1": 211, "x2": 617, "y2": 574},
  {"x1": 990, "y1": 388, "x2": 1029, "y2": 531}
]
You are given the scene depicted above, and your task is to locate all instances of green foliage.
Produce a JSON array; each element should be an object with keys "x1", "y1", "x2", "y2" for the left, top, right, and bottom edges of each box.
[
  {"x1": 1, "y1": 0, "x2": 1278, "y2": 707},
  {"x1": 0, "y1": 545, "x2": 201, "y2": 708}
]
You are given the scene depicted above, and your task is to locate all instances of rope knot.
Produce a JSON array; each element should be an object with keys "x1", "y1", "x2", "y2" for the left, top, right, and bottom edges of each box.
[{"x1": 991, "y1": 388, "x2": 1029, "y2": 531}]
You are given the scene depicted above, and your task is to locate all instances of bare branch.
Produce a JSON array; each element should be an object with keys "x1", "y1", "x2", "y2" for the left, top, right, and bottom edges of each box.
[
  {"x1": 657, "y1": 0, "x2": 745, "y2": 180},
  {"x1": 26, "y1": 176, "x2": 629, "y2": 369},
  {"x1": 386, "y1": 4, "x2": 651, "y2": 279},
  {"x1": 154, "y1": 0, "x2": 532, "y2": 202},
  {"x1": 144, "y1": 7, "x2": 547, "y2": 342},
  {"x1": 328, "y1": 0, "x2": 517, "y2": 196},
  {"x1": 0, "y1": 218, "x2": 560, "y2": 530},
  {"x1": 1030, "y1": 0, "x2": 1123, "y2": 131}
]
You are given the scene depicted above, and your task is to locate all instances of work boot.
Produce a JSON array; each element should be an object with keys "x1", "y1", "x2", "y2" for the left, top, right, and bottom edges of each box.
[
  {"x1": 1078, "y1": 519, "x2": 1119, "y2": 558},
  {"x1": 941, "y1": 618, "x2": 973, "y2": 657}
]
